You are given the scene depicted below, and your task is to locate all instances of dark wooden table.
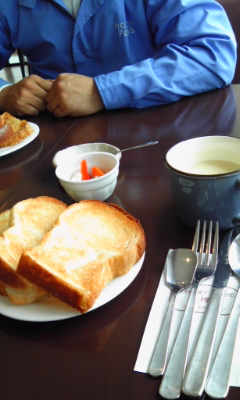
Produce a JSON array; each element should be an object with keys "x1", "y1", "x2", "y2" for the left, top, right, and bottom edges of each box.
[{"x1": 0, "y1": 85, "x2": 239, "y2": 400}]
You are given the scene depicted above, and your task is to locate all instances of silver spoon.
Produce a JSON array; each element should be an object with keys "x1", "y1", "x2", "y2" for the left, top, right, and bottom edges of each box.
[
  {"x1": 115, "y1": 140, "x2": 158, "y2": 154},
  {"x1": 205, "y1": 231, "x2": 240, "y2": 399},
  {"x1": 148, "y1": 247, "x2": 197, "y2": 377}
]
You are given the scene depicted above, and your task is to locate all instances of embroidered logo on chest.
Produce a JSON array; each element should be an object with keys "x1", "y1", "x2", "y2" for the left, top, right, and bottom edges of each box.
[{"x1": 115, "y1": 20, "x2": 135, "y2": 37}]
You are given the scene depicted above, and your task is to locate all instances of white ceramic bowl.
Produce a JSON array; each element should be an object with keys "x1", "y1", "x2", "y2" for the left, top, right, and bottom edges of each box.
[
  {"x1": 52, "y1": 143, "x2": 121, "y2": 168},
  {"x1": 55, "y1": 151, "x2": 120, "y2": 201}
]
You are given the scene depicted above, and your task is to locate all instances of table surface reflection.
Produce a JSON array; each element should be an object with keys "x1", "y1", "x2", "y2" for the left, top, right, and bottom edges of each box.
[{"x1": 0, "y1": 85, "x2": 239, "y2": 400}]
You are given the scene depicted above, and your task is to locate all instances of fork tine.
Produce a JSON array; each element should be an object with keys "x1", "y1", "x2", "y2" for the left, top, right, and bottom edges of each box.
[
  {"x1": 198, "y1": 220, "x2": 207, "y2": 265},
  {"x1": 211, "y1": 222, "x2": 219, "y2": 266},
  {"x1": 204, "y1": 221, "x2": 213, "y2": 266},
  {"x1": 192, "y1": 220, "x2": 200, "y2": 254},
  {"x1": 193, "y1": 221, "x2": 218, "y2": 267}
]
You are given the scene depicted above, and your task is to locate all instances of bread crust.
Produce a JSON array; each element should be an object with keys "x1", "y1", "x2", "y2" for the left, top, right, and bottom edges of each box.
[
  {"x1": 18, "y1": 200, "x2": 146, "y2": 313},
  {"x1": 0, "y1": 281, "x2": 7, "y2": 297},
  {"x1": 0, "y1": 112, "x2": 33, "y2": 147}
]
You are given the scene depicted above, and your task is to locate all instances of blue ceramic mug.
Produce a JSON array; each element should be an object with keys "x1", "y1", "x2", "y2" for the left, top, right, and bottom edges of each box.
[{"x1": 165, "y1": 136, "x2": 240, "y2": 230}]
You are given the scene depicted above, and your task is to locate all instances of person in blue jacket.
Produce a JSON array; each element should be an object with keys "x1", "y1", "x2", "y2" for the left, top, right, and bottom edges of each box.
[{"x1": 0, "y1": 0, "x2": 237, "y2": 118}]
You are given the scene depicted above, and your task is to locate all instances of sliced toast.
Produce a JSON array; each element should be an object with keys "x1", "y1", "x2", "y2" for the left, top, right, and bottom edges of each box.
[{"x1": 18, "y1": 200, "x2": 145, "y2": 313}]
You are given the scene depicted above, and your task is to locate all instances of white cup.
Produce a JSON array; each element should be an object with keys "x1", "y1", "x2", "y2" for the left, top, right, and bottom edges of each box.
[{"x1": 165, "y1": 136, "x2": 240, "y2": 230}]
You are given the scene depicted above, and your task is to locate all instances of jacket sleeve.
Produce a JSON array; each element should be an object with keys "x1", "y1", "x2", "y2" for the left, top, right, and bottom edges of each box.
[
  {"x1": 95, "y1": 0, "x2": 237, "y2": 110},
  {"x1": 0, "y1": 10, "x2": 16, "y2": 88}
]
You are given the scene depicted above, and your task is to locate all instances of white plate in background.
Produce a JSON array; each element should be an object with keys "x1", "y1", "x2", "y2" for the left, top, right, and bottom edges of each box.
[{"x1": 0, "y1": 122, "x2": 39, "y2": 157}]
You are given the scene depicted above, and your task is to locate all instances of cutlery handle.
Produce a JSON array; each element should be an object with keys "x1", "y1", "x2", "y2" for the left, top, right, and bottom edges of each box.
[
  {"x1": 205, "y1": 289, "x2": 240, "y2": 399},
  {"x1": 159, "y1": 287, "x2": 197, "y2": 399},
  {"x1": 148, "y1": 291, "x2": 177, "y2": 377},
  {"x1": 182, "y1": 287, "x2": 225, "y2": 397}
]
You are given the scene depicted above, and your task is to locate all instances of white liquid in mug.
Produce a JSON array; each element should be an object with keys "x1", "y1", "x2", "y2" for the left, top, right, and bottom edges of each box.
[{"x1": 190, "y1": 160, "x2": 240, "y2": 175}]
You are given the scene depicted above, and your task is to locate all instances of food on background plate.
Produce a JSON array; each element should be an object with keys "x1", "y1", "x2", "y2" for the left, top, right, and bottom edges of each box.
[
  {"x1": 0, "y1": 196, "x2": 67, "y2": 304},
  {"x1": 17, "y1": 200, "x2": 145, "y2": 313},
  {"x1": 0, "y1": 112, "x2": 33, "y2": 148}
]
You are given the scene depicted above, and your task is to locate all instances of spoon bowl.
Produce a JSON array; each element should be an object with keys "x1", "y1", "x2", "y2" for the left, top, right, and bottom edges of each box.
[
  {"x1": 228, "y1": 232, "x2": 240, "y2": 278},
  {"x1": 166, "y1": 248, "x2": 198, "y2": 290}
]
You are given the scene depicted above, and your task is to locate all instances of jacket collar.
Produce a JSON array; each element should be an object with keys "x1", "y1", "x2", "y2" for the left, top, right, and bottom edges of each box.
[
  {"x1": 18, "y1": 0, "x2": 36, "y2": 7},
  {"x1": 18, "y1": 0, "x2": 107, "y2": 23},
  {"x1": 18, "y1": 0, "x2": 66, "y2": 8}
]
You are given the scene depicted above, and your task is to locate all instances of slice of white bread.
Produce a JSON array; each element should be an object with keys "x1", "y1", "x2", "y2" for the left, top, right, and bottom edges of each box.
[
  {"x1": 0, "y1": 210, "x2": 11, "y2": 296},
  {"x1": 18, "y1": 200, "x2": 146, "y2": 313},
  {"x1": 0, "y1": 196, "x2": 67, "y2": 304},
  {"x1": 0, "y1": 209, "x2": 11, "y2": 234}
]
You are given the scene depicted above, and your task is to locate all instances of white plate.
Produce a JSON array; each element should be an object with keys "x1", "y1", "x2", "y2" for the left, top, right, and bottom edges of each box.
[
  {"x1": 0, "y1": 253, "x2": 145, "y2": 322},
  {"x1": 0, "y1": 122, "x2": 39, "y2": 157}
]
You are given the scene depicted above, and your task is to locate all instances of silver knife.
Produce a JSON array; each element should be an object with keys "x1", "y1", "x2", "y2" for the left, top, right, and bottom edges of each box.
[
  {"x1": 205, "y1": 287, "x2": 240, "y2": 398},
  {"x1": 205, "y1": 228, "x2": 240, "y2": 398},
  {"x1": 182, "y1": 229, "x2": 234, "y2": 398}
]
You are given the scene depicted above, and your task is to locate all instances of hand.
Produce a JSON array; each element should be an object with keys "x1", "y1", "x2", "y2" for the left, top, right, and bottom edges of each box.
[
  {"x1": 0, "y1": 75, "x2": 52, "y2": 116},
  {"x1": 45, "y1": 73, "x2": 104, "y2": 117}
]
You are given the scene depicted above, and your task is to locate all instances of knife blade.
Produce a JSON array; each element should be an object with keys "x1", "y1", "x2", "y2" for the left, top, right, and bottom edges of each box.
[
  {"x1": 205, "y1": 287, "x2": 240, "y2": 398},
  {"x1": 182, "y1": 228, "x2": 234, "y2": 398}
]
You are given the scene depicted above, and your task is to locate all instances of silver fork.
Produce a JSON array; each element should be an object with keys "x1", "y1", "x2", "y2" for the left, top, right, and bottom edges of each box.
[{"x1": 159, "y1": 220, "x2": 219, "y2": 399}]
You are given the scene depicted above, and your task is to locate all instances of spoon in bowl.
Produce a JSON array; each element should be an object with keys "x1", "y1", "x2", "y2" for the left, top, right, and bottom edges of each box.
[
  {"x1": 148, "y1": 237, "x2": 198, "y2": 377},
  {"x1": 114, "y1": 140, "x2": 158, "y2": 154},
  {"x1": 205, "y1": 230, "x2": 240, "y2": 399}
]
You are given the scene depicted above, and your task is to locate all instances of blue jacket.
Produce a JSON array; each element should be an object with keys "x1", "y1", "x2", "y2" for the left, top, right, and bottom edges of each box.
[{"x1": 0, "y1": 0, "x2": 237, "y2": 110}]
